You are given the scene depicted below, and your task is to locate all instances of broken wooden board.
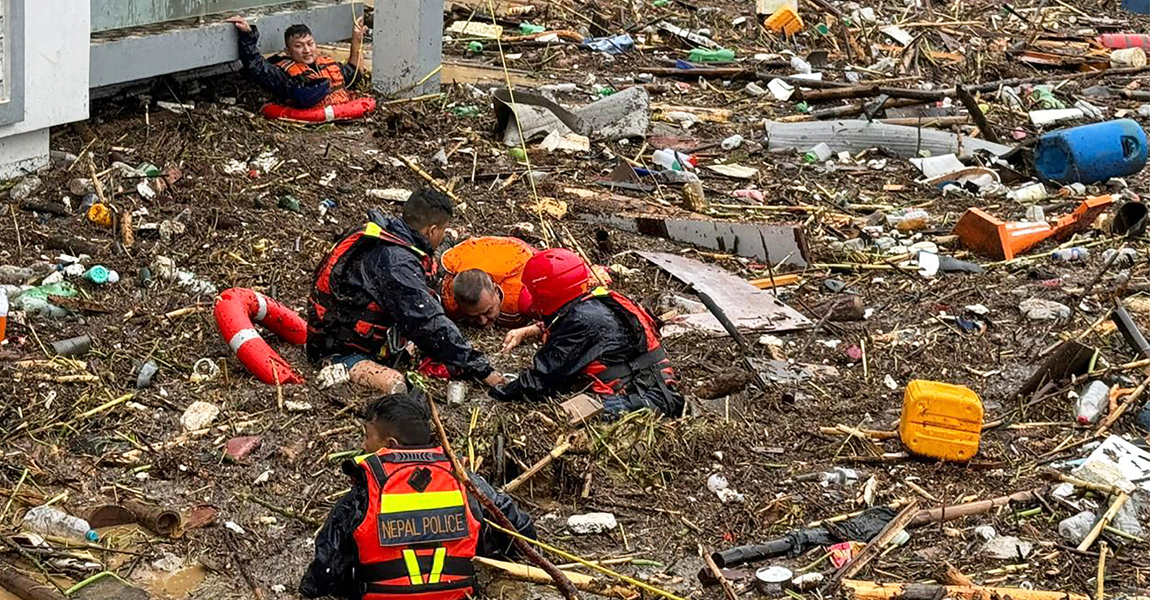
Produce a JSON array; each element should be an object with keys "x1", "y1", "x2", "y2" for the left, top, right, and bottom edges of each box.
[
  {"x1": 582, "y1": 214, "x2": 810, "y2": 267},
  {"x1": 441, "y1": 60, "x2": 537, "y2": 86},
  {"x1": 639, "y1": 251, "x2": 812, "y2": 337}
]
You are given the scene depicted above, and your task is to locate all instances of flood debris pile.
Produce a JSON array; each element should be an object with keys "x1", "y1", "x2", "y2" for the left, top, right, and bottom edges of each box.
[{"x1": 2, "y1": 0, "x2": 1150, "y2": 598}]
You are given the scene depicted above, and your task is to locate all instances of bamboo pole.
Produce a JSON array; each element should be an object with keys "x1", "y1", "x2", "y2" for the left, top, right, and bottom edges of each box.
[
  {"x1": 842, "y1": 580, "x2": 1088, "y2": 600},
  {"x1": 503, "y1": 435, "x2": 576, "y2": 493},
  {"x1": 473, "y1": 557, "x2": 636, "y2": 600}
]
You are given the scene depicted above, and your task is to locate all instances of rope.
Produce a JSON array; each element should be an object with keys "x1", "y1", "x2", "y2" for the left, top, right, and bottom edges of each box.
[{"x1": 483, "y1": 0, "x2": 552, "y2": 245}]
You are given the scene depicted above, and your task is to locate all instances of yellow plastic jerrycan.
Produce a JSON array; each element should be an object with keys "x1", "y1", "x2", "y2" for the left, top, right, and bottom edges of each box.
[
  {"x1": 764, "y1": 6, "x2": 804, "y2": 36},
  {"x1": 898, "y1": 380, "x2": 983, "y2": 461}
]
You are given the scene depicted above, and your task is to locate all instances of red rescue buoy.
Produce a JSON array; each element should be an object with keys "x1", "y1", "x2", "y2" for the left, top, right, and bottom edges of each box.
[
  {"x1": 260, "y1": 97, "x2": 377, "y2": 123},
  {"x1": 214, "y1": 288, "x2": 307, "y2": 385}
]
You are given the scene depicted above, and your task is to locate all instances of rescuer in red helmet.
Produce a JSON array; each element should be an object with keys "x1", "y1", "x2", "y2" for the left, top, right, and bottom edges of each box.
[
  {"x1": 300, "y1": 391, "x2": 536, "y2": 599},
  {"x1": 492, "y1": 248, "x2": 683, "y2": 417}
]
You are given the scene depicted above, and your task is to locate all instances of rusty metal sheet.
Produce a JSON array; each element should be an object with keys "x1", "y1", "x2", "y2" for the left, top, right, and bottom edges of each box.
[
  {"x1": 639, "y1": 251, "x2": 811, "y2": 337},
  {"x1": 585, "y1": 214, "x2": 810, "y2": 267}
]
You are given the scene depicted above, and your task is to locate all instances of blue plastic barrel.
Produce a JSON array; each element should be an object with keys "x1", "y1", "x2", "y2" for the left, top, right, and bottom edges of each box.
[{"x1": 1033, "y1": 119, "x2": 1148, "y2": 184}]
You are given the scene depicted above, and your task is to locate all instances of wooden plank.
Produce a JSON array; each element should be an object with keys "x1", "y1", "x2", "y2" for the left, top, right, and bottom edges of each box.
[{"x1": 748, "y1": 274, "x2": 802, "y2": 289}]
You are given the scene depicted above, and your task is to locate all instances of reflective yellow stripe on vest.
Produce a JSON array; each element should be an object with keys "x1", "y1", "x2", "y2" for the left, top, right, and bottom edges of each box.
[
  {"x1": 380, "y1": 490, "x2": 466, "y2": 513},
  {"x1": 402, "y1": 549, "x2": 422, "y2": 585},
  {"x1": 364, "y1": 222, "x2": 383, "y2": 238},
  {"x1": 590, "y1": 286, "x2": 609, "y2": 297},
  {"x1": 400, "y1": 547, "x2": 448, "y2": 585},
  {"x1": 429, "y1": 547, "x2": 446, "y2": 584}
]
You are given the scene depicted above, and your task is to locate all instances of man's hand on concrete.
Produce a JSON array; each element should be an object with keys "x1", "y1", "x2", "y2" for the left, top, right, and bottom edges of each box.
[
  {"x1": 352, "y1": 16, "x2": 367, "y2": 42},
  {"x1": 226, "y1": 15, "x2": 252, "y2": 33},
  {"x1": 482, "y1": 371, "x2": 507, "y2": 388}
]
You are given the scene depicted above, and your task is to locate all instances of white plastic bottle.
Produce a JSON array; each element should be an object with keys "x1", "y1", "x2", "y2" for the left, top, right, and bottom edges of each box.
[
  {"x1": 652, "y1": 149, "x2": 695, "y2": 171},
  {"x1": 1075, "y1": 380, "x2": 1110, "y2": 425},
  {"x1": 23, "y1": 505, "x2": 99, "y2": 542}
]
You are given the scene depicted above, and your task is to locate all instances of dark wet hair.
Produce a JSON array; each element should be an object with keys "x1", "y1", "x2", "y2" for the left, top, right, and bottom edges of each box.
[
  {"x1": 284, "y1": 24, "x2": 313, "y2": 45},
  {"x1": 364, "y1": 391, "x2": 432, "y2": 446},
  {"x1": 402, "y1": 188, "x2": 454, "y2": 230},
  {"x1": 453, "y1": 269, "x2": 497, "y2": 308}
]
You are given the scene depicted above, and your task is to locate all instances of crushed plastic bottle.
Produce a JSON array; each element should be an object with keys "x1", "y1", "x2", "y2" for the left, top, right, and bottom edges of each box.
[
  {"x1": 15, "y1": 281, "x2": 78, "y2": 302},
  {"x1": 1051, "y1": 247, "x2": 1090, "y2": 262},
  {"x1": 1058, "y1": 510, "x2": 1095, "y2": 544},
  {"x1": 652, "y1": 148, "x2": 697, "y2": 171},
  {"x1": 23, "y1": 505, "x2": 99, "y2": 542},
  {"x1": 721, "y1": 134, "x2": 745, "y2": 151},
  {"x1": 790, "y1": 55, "x2": 813, "y2": 74},
  {"x1": 1074, "y1": 380, "x2": 1110, "y2": 424},
  {"x1": 803, "y1": 142, "x2": 833, "y2": 163}
]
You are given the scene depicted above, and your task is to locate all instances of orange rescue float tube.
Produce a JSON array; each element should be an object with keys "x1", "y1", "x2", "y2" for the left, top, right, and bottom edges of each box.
[
  {"x1": 214, "y1": 288, "x2": 306, "y2": 385},
  {"x1": 260, "y1": 97, "x2": 377, "y2": 123}
]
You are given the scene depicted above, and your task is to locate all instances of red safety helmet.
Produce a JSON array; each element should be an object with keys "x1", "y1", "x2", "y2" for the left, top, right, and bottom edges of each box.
[{"x1": 518, "y1": 248, "x2": 592, "y2": 317}]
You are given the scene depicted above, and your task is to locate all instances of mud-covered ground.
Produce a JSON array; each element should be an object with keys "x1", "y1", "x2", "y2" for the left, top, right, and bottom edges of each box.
[{"x1": 2, "y1": 0, "x2": 1150, "y2": 598}]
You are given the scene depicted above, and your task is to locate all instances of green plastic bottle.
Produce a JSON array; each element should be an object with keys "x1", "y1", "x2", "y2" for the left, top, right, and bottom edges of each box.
[
  {"x1": 688, "y1": 48, "x2": 735, "y2": 63},
  {"x1": 20, "y1": 281, "x2": 78, "y2": 301},
  {"x1": 467, "y1": 41, "x2": 484, "y2": 54},
  {"x1": 519, "y1": 23, "x2": 545, "y2": 35}
]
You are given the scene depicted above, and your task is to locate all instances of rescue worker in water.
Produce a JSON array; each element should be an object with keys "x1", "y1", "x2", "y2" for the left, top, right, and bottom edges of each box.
[
  {"x1": 306, "y1": 187, "x2": 505, "y2": 393},
  {"x1": 299, "y1": 392, "x2": 536, "y2": 599},
  {"x1": 493, "y1": 248, "x2": 685, "y2": 418},
  {"x1": 227, "y1": 14, "x2": 366, "y2": 108}
]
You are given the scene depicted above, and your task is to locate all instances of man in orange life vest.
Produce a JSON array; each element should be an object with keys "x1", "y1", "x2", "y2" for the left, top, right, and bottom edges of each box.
[
  {"x1": 300, "y1": 391, "x2": 536, "y2": 599},
  {"x1": 227, "y1": 15, "x2": 366, "y2": 109},
  {"x1": 493, "y1": 248, "x2": 684, "y2": 418},
  {"x1": 307, "y1": 188, "x2": 505, "y2": 393}
]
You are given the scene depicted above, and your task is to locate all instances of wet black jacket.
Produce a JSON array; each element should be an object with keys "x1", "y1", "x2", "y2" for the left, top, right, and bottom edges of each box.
[
  {"x1": 306, "y1": 215, "x2": 494, "y2": 380},
  {"x1": 237, "y1": 25, "x2": 358, "y2": 108},
  {"x1": 299, "y1": 459, "x2": 537, "y2": 599},
  {"x1": 491, "y1": 297, "x2": 683, "y2": 416}
]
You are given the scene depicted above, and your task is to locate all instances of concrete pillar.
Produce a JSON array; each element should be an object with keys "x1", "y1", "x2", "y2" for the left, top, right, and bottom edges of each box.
[{"x1": 372, "y1": 0, "x2": 442, "y2": 97}]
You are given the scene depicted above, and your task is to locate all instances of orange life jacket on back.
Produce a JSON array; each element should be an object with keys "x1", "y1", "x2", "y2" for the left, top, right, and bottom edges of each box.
[
  {"x1": 352, "y1": 447, "x2": 480, "y2": 600},
  {"x1": 272, "y1": 55, "x2": 352, "y2": 106},
  {"x1": 307, "y1": 221, "x2": 438, "y2": 362}
]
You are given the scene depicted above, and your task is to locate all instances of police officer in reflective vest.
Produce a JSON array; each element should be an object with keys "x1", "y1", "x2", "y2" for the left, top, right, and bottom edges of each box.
[
  {"x1": 227, "y1": 15, "x2": 367, "y2": 108},
  {"x1": 306, "y1": 188, "x2": 505, "y2": 394},
  {"x1": 494, "y1": 249, "x2": 684, "y2": 418},
  {"x1": 300, "y1": 392, "x2": 536, "y2": 599}
]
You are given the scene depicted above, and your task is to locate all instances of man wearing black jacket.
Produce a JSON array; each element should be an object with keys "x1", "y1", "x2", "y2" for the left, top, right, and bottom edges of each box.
[
  {"x1": 226, "y1": 15, "x2": 366, "y2": 108},
  {"x1": 300, "y1": 392, "x2": 536, "y2": 599},
  {"x1": 307, "y1": 188, "x2": 504, "y2": 393},
  {"x1": 494, "y1": 249, "x2": 683, "y2": 418}
]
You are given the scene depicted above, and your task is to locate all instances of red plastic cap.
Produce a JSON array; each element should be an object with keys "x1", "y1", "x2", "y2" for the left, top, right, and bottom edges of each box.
[{"x1": 519, "y1": 248, "x2": 592, "y2": 317}]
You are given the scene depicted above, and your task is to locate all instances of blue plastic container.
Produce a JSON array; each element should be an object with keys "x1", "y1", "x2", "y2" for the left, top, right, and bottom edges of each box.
[
  {"x1": 1122, "y1": 0, "x2": 1150, "y2": 14},
  {"x1": 1033, "y1": 119, "x2": 1148, "y2": 184}
]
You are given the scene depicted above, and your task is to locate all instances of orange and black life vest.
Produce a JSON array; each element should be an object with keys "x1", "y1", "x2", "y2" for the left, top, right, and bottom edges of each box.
[
  {"x1": 271, "y1": 55, "x2": 352, "y2": 106},
  {"x1": 352, "y1": 447, "x2": 480, "y2": 600},
  {"x1": 307, "y1": 221, "x2": 438, "y2": 362},
  {"x1": 551, "y1": 287, "x2": 679, "y2": 403}
]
